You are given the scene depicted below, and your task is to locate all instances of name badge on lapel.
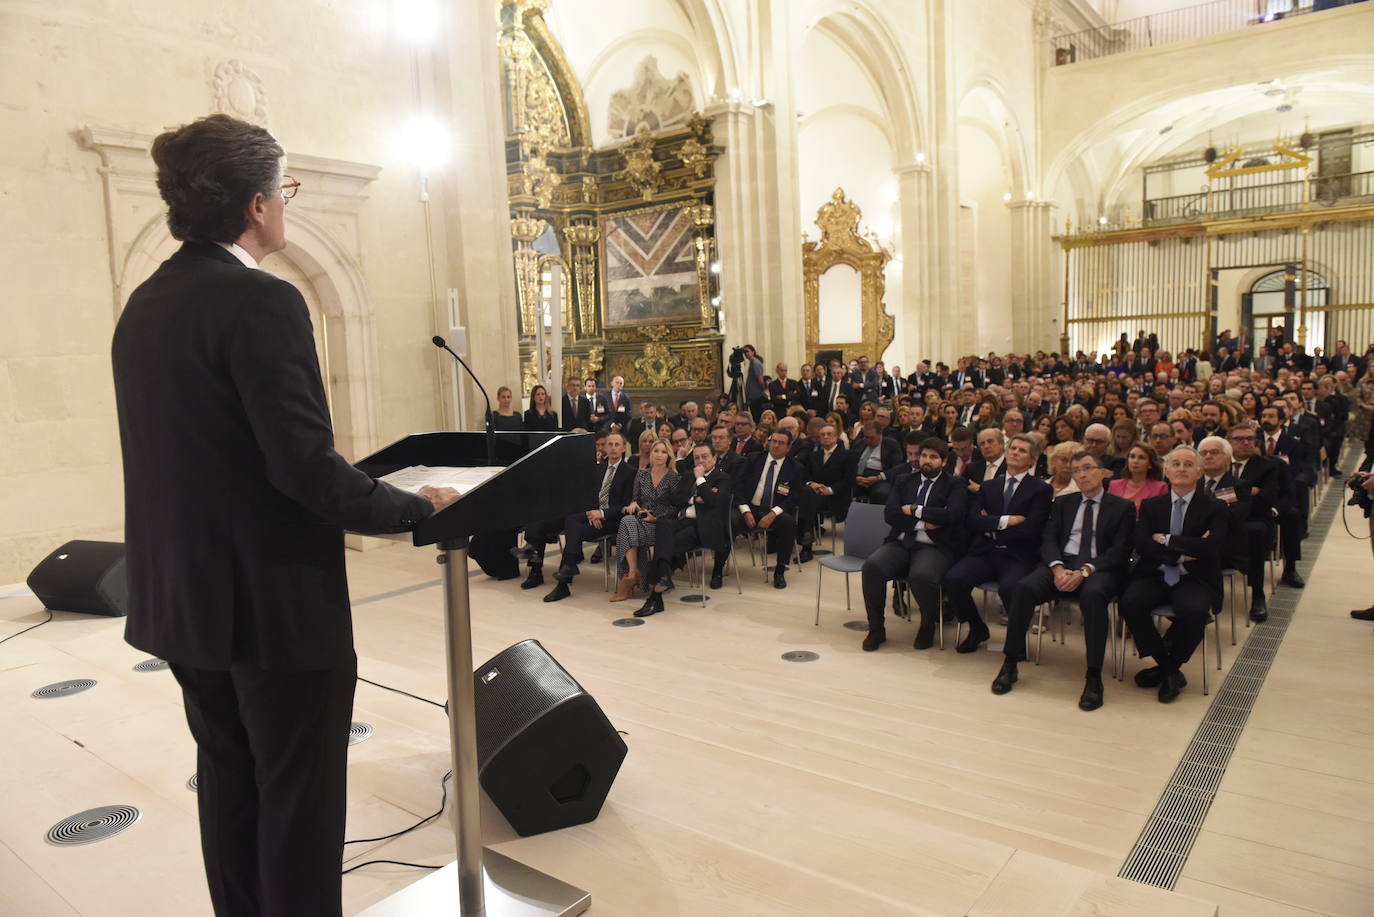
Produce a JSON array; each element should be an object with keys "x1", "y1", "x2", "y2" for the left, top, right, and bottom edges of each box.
[
  {"x1": 775, "y1": 484, "x2": 790, "y2": 496},
  {"x1": 1214, "y1": 487, "x2": 1237, "y2": 504}
]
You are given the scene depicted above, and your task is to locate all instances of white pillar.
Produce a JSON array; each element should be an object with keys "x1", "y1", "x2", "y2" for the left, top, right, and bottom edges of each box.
[{"x1": 1007, "y1": 200, "x2": 1058, "y2": 352}]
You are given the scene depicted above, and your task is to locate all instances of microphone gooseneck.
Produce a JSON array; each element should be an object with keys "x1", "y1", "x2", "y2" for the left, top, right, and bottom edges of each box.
[{"x1": 432, "y1": 336, "x2": 496, "y2": 467}]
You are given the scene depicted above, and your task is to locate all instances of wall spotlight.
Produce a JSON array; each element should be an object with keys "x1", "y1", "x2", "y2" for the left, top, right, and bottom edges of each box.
[
  {"x1": 914, "y1": 152, "x2": 926, "y2": 164},
  {"x1": 710, "y1": 261, "x2": 721, "y2": 274},
  {"x1": 1098, "y1": 216, "x2": 1109, "y2": 225},
  {"x1": 1002, "y1": 192, "x2": 1012, "y2": 202}
]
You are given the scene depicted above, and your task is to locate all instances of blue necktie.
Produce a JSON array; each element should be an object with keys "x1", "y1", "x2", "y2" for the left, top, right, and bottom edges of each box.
[
  {"x1": 1163, "y1": 497, "x2": 1185, "y2": 585},
  {"x1": 903, "y1": 477, "x2": 934, "y2": 548},
  {"x1": 1003, "y1": 475, "x2": 1017, "y2": 508},
  {"x1": 761, "y1": 460, "x2": 776, "y2": 509}
]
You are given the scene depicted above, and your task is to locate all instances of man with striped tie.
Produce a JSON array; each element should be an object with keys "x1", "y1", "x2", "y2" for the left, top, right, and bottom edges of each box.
[{"x1": 1119, "y1": 446, "x2": 1228, "y2": 703}]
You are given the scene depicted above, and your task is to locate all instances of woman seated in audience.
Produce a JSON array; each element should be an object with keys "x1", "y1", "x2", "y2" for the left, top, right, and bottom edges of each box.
[
  {"x1": 1109, "y1": 418, "x2": 1137, "y2": 459},
  {"x1": 523, "y1": 384, "x2": 558, "y2": 431},
  {"x1": 1108, "y1": 403, "x2": 1131, "y2": 428},
  {"x1": 1108, "y1": 441, "x2": 1167, "y2": 513},
  {"x1": 1091, "y1": 404, "x2": 1110, "y2": 423},
  {"x1": 1155, "y1": 350, "x2": 1176, "y2": 378},
  {"x1": 655, "y1": 420, "x2": 675, "y2": 441},
  {"x1": 612, "y1": 438, "x2": 682, "y2": 602},
  {"x1": 850, "y1": 400, "x2": 878, "y2": 441},
  {"x1": 973, "y1": 397, "x2": 999, "y2": 431},
  {"x1": 825, "y1": 411, "x2": 852, "y2": 448},
  {"x1": 757, "y1": 408, "x2": 779, "y2": 434},
  {"x1": 1053, "y1": 415, "x2": 1081, "y2": 446},
  {"x1": 715, "y1": 392, "x2": 733, "y2": 414},
  {"x1": 488, "y1": 385, "x2": 524, "y2": 431},
  {"x1": 1033, "y1": 413, "x2": 1054, "y2": 442},
  {"x1": 1238, "y1": 390, "x2": 1260, "y2": 420},
  {"x1": 1045, "y1": 441, "x2": 1081, "y2": 498},
  {"x1": 637, "y1": 429, "x2": 658, "y2": 465},
  {"x1": 936, "y1": 402, "x2": 960, "y2": 441}
]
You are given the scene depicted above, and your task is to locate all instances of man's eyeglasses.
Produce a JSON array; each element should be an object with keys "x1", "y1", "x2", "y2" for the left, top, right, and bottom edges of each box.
[{"x1": 280, "y1": 175, "x2": 301, "y2": 201}]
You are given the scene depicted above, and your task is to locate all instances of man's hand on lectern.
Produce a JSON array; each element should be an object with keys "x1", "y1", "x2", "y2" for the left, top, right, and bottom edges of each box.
[{"x1": 418, "y1": 485, "x2": 461, "y2": 511}]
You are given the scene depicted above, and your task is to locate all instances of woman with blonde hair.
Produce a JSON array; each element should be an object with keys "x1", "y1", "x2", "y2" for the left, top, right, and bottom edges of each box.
[
  {"x1": 636, "y1": 429, "x2": 657, "y2": 467},
  {"x1": 1108, "y1": 441, "x2": 1168, "y2": 514},
  {"x1": 1109, "y1": 418, "x2": 1138, "y2": 458},
  {"x1": 613, "y1": 438, "x2": 681, "y2": 601},
  {"x1": 1045, "y1": 441, "x2": 1082, "y2": 498}
]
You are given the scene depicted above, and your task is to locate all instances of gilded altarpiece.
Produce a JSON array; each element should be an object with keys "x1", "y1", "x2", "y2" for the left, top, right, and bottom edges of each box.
[
  {"x1": 803, "y1": 189, "x2": 895, "y2": 366},
  {"x1": 499, "y1": 0, "x2": 724, "y2": 400}
]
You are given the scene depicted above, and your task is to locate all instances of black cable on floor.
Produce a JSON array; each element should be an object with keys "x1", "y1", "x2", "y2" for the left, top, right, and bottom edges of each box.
[
  {"x1": 342, "y1": 858, "x2": 443, "y2": 876},
  {"x1": 344, "y1": 770, "x2": 451, "y2": 848},
  {"x1": 0, "y1": 609, "x2": 53, "y2": 646},
  {"x1": 357, "y1": 675, "x2": 446, "y2": 710}
]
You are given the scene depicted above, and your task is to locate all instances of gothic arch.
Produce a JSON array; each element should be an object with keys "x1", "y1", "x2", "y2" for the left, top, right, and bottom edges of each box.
[{"x1": 958, "y1": 80, "x2": 1030, "y2": 195}]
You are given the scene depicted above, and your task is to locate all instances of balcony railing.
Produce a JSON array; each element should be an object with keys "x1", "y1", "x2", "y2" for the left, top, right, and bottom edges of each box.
[
  {"x1": 1142, "y1": 170, "x2": 1374, "y2": 224},
  {"x1": 1049, "y1": 0, "x2": 1331, "y2": 65}
]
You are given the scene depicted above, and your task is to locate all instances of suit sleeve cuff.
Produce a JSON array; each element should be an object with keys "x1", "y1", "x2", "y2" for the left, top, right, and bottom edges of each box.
[
  {"x1": 738, "y1": 504, "x2": 750, "y2": 514},
  {"x1": 771, "y1": 506, "x2": 784, "y2": 518},
  {"x1": 997, "y1": 515, "x2": 1010, "y2": 530},
  {"x1": 1048, "y1": 560, "x2": 1064, "y2": 569}
]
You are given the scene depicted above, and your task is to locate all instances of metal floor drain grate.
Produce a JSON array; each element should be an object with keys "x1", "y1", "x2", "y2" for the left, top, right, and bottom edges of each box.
[
  {"x1": 46, "y1": 805, "x2": 140, "y2": 846},
  {"x1": 348, "y1": 722, "x2": 374, "y2": 746},
  {"x1": 1119, "y1": 460, "x2": 1350, "y2": 890},
  {"x1": 132, "y1": 658, "x2": 168, "y2": 672},
  {"x1": 842, "y1": 620, "x2": 869, "y2": 631},
  {"x1": 781, "y1": 650, "x2": 820, "y2": 662},
  {"x1": 611, "y1": 618, "x2": 645, "y2": 627},
  {"x1": 31, "y1": 679, "x2": 97, "y2": 699},
  {"x1": 187, "y1": 773, "x2": 199, "y2": 792}
]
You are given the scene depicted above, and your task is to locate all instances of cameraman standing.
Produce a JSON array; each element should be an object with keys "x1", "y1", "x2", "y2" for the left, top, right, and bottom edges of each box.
[{"x1": 742, "y1": 344, "x2": 767, "y2": 420}]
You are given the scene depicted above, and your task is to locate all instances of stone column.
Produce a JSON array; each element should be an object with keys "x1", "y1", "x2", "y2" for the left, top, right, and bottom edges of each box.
[
  {"x1": 1007, "y1": 199, "x2": 1058, "y2": 352},
  {"x1": 925, "y1": 0, "x2": 963, "y2": 361},
  {"x1": 895, "y1": 161, "x2": 933, "y2": 366}
]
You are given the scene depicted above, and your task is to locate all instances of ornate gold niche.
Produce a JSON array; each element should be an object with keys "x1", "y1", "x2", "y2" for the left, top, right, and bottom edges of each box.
[
  {"x1": 499, "y1": 0, "x2": 726, "y2": 397},
  {"x1": 803, "y1": 188, "x2": 894, "y2": 366}
]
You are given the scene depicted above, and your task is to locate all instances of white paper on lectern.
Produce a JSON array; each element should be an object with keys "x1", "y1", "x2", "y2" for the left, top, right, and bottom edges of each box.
[{"x1": 379, "y1": 465, "x2": 503, "y2": 495}]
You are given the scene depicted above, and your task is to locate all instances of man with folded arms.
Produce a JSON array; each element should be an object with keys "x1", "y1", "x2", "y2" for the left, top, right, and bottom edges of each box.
[
  {"x1": 992, "y1": 452, "x2": 1133, "y2": 710},
  {"x1": 1119, "y1": 446, "x2": 1227, "y2": 703},
  {"x1": 859, "y1": 438, "x2": 968, "y2": 651}
]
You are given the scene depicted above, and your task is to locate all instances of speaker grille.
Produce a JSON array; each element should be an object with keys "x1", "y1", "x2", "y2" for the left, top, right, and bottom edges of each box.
[{"x1": 474, "y1": 640, "x2": 582, "y2": 770}]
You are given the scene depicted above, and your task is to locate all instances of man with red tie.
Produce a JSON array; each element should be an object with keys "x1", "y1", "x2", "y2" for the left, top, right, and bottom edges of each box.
[{"x1": 604, "y1": 375, "x2": 631, "y2": 433}]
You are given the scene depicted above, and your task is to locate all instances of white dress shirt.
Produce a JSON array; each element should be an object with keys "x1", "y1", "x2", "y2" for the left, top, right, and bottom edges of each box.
[
  {"x1": 217, "y1": 241, "x2": 258, "y2": 269},
  {"x1": 741, "y1": 456, "x2": 785, "y2": 517}
]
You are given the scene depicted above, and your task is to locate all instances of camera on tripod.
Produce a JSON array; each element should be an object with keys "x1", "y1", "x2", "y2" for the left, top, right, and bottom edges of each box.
[{"x1": 726, "y1": 345, "x2": 746, "y2": 379}]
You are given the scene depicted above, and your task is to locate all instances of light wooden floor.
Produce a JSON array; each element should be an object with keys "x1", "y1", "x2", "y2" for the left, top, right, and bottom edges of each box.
[{"x1": 0, "y1": 495, "x2": 1369, "y2": 915}]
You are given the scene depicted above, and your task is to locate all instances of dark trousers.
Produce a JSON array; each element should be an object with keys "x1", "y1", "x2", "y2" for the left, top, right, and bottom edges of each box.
[
  {"x1": 669, "y1": 520, "x2": 728, "y2": 575},
  {"x1": 1241, "y1": 519, "x2": 1273, "y2": 596},
  {"x1": 169, "y1": 659, "x2": 357, "y2": 917},
  {"x1": 944, "y1": 550, "x2": 1036, "y2": 628},
  {"x1": 1119, "y1": 574, "x2": 1213, "y2": 670},
  {"x1": 1326, "y1": 433, "x2": 1344, "y2": 474},
  {"x1": 1005, "y1": 565, "x2": 1119, "y2": 670},
  {"x1": 559, "y1": 512, "x2": 618, "y2": 571},
  {"x1": 1278, "y1": 507, "x2": 1303, "y2": 565},
  {"x1": 796, "y1": 489, "x2": 845, "y2": 543},
  {"x1": 861, "y1": 541, "x2": 952, "y2": 632},
  {"x1": 522, "y1": 516, "x2": 564, "y2": 567},
  {"x1": 853, "y1": 480, "x2": 892, "y2": 505},
  {"x1": 736, "y1": 504, "x2": 796, "y2": 571}
]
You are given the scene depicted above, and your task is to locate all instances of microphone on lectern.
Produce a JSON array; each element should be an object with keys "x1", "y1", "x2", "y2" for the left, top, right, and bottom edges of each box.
[{"x1": 432, "y1": 335, "x2": 496, "y2": 467}]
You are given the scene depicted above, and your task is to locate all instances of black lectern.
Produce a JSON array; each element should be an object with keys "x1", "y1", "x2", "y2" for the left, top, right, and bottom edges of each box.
[{"x1": 354, "y1": 431, "x2": 597, "y2": 917}]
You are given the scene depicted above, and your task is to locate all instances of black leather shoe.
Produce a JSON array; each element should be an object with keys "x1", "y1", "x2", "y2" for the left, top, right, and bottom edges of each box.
[
  {"x1": 555, "y1": 563, "x2": 579, "y2": 582},
  {"x1": 1134, "y1": 665, "x2": 1164, "y2": 688},
  {"x1": 955, "y1": 622, "x2": 990, "y2": 654},
  {"x1": 1158, "y1": 668, "x2": 1187, "y2": 703},
  {"x1": 589, "y1": 547, "x2": 604, "y2": 564},
  {"x1": 861, "y1": 630, "x2": 886, "y2": 652},
  {"x1": 1249, "y1": 595, "x2": 1268, "y2": 623},
  {"x1": 913, "y1": 624, "x2": 935, "y2": 650},
  {"x1": 797, "y1": 546, "x2": 814, "y2": 564},
  {"x1": 1351, "y1": 606, "x2": 1374, "y2": 621},
  {"x1": 543, "y1": 582, "x2": 571, "y2": 603},
  {"x1": 1079, "y1": 673, "x2": 1104, "y2": 711},
  {"x1": 991, "y1": 660, "x2": 1018, "y2": 695},
  {"x1": 633, "y1": 594, "x2": 663, "y2": 617},
  {"x1": 773, "y1": 568, "x2": 787, "y2": 589},
  {"x1": 653, "y1": 574, "x2": 675, "y2": 594},
  {"x1": 709, "y1": 571, "x2": 724, "y2": 590},
  {"x1": 1280, "y1": 569, "x2": 1306, "y2": 588},
  {"x1": 520, "y1": 568, "x2": 544, "y2": 590},
  {"x1": 1330, "y1": 470, "x2": 1344, "y2": 479}
]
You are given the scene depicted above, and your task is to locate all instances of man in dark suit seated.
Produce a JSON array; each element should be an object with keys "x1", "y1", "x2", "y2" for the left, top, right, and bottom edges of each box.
[
  {"x1": 991, "y1": 451, "x2": 1132, "y2": 710},
  {"x1": 544, "y1": 432, "x2": 636, "y2": 602},
  {"x1": 821, "y1": 362, "x2": 857, "y2": 416},
  {"x1": 710, "y1": 424, "x2": 745, "y2": 483},
  {"x1": 1081, "y1": 423, "x2": 1125, "y2": 476},
  {"x1": 797, "y1": 422, "x2": 851, "y2": 562},
  {"x1": 1226, "y1": 423, "x2": 1279, "y2": 621},
  {"x1": 859, "y1": 438, "x2": 968, "y2": 651},
  {"x1": 729, "y1": 413, "x2": 764, "y2": 456},
  {"x1": 1119, "y1": 446, "x2": 1227, "y2": 703},
  {"x1": 1198, "y1": 434, "x2": 1255, "y2": 616},
  {"x1": 849, "y1": 421, "x2": 903, "y2": 504},
  {"x1": 637, "y1": 443, "x2": 736, "y2": 615},
  {"x1": 944, "y1": 434, "x2": 1053, "y2": 653},
  {"x1": 735, "y1": 429, "x2": 805, "y2": 588},
  {"x1": 1259, "y1": 403, "x2": 1309, "y2": 588},
  {"x1": 111, "y1": 115, "x2": 453, "y2": 915},
  {"x1": 624, "y1": 400, "x2": 658, "y2": 449},
  {"x1": 965, "y1": 428, "x2": 1007, "y2": 491}
]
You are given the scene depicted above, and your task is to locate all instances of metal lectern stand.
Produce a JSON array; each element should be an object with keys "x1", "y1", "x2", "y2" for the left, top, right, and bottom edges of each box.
[{"x1": 355, "y1": 432, "x2": 597, "y2": 917}]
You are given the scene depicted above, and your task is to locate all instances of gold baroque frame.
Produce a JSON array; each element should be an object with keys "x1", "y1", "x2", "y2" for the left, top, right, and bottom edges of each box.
[{"x1": 803, "y1": 188, "x2": 893, "y2": 366}]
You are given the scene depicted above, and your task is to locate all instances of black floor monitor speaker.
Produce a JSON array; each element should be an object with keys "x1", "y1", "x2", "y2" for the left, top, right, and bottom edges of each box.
[
  {"x1": 26, "y1": 540, "x2": 128, "y2": 617},
  {"x1": 474, "y1": 639, "x2": 627, "y2": 837}
]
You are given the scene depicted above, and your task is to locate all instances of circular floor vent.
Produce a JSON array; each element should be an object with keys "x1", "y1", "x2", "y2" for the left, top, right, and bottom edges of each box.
[
  {"x1": 31, "y1": 679, "x2": 97, "y2": 699},
  {"x1": 781, "y1": 651, "x2": 820, "y2": 663},
  {"x1": 348, "y1": 722, "x2": 374, "y2": 746},
  {"x1": 46, "y1": 805, "x2": 140, "y2": 847},
  {"x1": 132, "y1": 659, "x2": 169, "y2": 672},
  {"x1": 186, "y1": 774, "x2": 199, "y2": 792},
  {"x1": 611, "y1": 618, "x2": 645, "y2": 627}
]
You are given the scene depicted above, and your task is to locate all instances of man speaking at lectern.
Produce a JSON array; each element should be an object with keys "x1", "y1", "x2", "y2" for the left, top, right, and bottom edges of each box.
[{"x1": 112, "y1": 114, "x2": 456, "y2": 916}]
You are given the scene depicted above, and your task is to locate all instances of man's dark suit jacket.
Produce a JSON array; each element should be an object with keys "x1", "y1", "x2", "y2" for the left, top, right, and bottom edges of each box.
[
  {"x1": 847, "y1": 436, "x2": 903, "y2": 481},
  {"x1": 818, "y1": 378, "x2": 859, "y2": 414},
  {"x1": 1131, "y1": 489, "x2": 1227, "y2": 603},
  {"x1": 595, "y1": 458, "x2": 638, "y2": 521},
  {"x1": 1204, "y1": 473, "x2": 1253, "y2": 570},
  {"x1": 111, "y1": 242, "x2": 432, "y2": 671},
  {"x1": 795, "y1": 378, "x2": 824, "y2": 413},
  {"x1": 730, "y1": 435, "x2": 764, "y2": 456},
  {"x1": 669, "y1": 466, "x2": 734, "y2": 552},
  {"x1": 736, "y1": 453, "x2": 805, "y2": 517},
  {"x1": 1235, "y1": 456, "x2": 1280, "y2": 522},
  {"x1": 767, "y1": 377, "x2": 803, "y2": 416},
  {"x1": 603, "y1": 389, "x2": 632, "y2": 431},
  {"x1": 624, "y1": 416, "x2": 656, "y2": 449},
  {"x1": 562, "y1": 393, "x2": 589, "y2": 431},
  {"x1": 579, "y1": 392, "x2": 610, "y2": 432},
  {"x1": 965, "y1": 473, "x2": 1053, "y2": 563},
  {"x1": 883, "y1": 471, "x2": 968, "y2": 557},
  {"x1": 1040, "y1": 491, "x2": 1135, "y2": 575},
  {"x1": 805, "y1": 443, "x2": 851, "y2": 518}
]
